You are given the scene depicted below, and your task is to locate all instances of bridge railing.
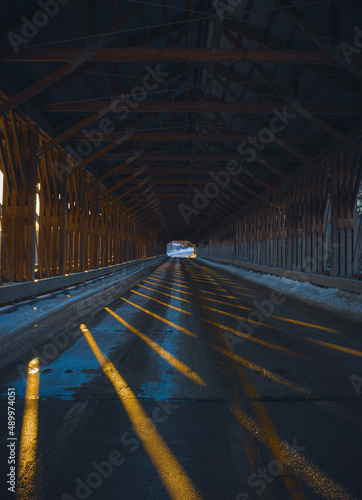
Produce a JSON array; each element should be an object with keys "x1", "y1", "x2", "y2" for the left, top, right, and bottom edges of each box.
[
  {"x1": 197, "y1": 154, "x2": 362, "y2": 281},
  {"x1": 0, "y1": 255, "x2": 166, "y2": 305}
]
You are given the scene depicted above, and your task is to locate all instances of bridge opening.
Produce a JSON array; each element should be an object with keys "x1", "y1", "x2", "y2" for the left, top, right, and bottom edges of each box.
[{"x1": 166, "y1": 241, "x2": 196, "y2": 258}]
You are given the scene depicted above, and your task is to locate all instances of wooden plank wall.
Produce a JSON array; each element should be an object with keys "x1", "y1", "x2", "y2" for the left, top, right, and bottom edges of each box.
[
  {"x1": 0, "y1": 117, "x2": 37, "y2": 282},
  {"x1": 0, "y1": 111, "x2": 164, "y2": 283},
  {"x1": 198, "y1": 156, "x2": 361, "y2": 279},
  {"x1": 330, "y1": 153, "x2": 362, "y2": 278}
]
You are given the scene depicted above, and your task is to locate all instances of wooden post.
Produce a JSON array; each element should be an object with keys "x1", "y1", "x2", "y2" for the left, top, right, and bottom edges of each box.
[
  {"x1": 56, "y1": 151, "x2": 67, "y2": 275},
  {"x1": 79, "y1": 170, "x2": 86, "y2": 271},
  {"x1": 25, "y1": 123, "x2": 38, "y2": 281},
  {"x1": 331, "y1": 153, "x2": 361, "y2": 277}
]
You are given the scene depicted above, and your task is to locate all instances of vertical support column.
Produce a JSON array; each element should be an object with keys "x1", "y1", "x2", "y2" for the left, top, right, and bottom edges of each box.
[
  {"x1": 126, "y1": 210, "x2": 130, "y2": 261},
  {"x1": 275, "y1": 194, "x2": 287, "y2": 268},
  {"x1": 25, "y1": 123, "x2": 38, "y2": 281},
  {"x1": 1, "y1": 117, "x2": 40, "y2": 282},
  {"x1": 79, "y1": 170, "x2": 86, "y2": 271},
  {"x1": 286, "y1": 187, "x2": 303, "y2": 271},
  {"x1": 304, "y1": 172, "x2": 329, "y2": 274},
  {"x1": 57, "y1": 151, "x2": 67, "y2": 275},
  {"x1": 331, "y1": 153, "x2": 361, "y2": 277},
  {"x1": 93, "y1": 183, "x2": 100, "y2": 268},
  {"x1": 267, "y1": 205, "x2": 273, "y2": 266},
  {"x1": 103, "y1": 192, "x2": 109, "y2": 266}
]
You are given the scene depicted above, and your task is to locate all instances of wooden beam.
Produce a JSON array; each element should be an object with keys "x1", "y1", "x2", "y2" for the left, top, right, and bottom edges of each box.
[
  {"x1": 253, "y1": 63, "x2": 362, "y2": 157},
  {"x1": 275, "y1": 0, "x2": 362, "y2": 81},
  {"x1": 254, "y1": 158, "x2": 301, "y2": 190},
  {"x1": 109, "y1": 179, "x2": 149, "y2": 205},
  {"x1": 108, "y1": 168, "x2": 146, "y2": 193},
  {"x1": 2, "y1": 47, "x2": 362, "y2": 64},
  {"x1": 37, "y1": 63, "x2": 161, "y2": 155},
  {"x1": 113, "y1": 168, "x2": 270, "y2": 178},
  {"x1": 0, "y1": 2, "x2": 144, "y2": 117},
  {"x1": 222, "y1": 22, "x2": 362, "y2": 96},
  {"x1": 0, "y1": 116, "x2": 19, "y2": 194},
  {"x1": 232, "y1": 180, "x2": 272, "y2": 206},
  {"x1": 73, "y1": 132, "x2": 330, "y2": 144},
  {"x1": 275, "y1": 139, "x2": 328, "y2": 176},
  {"x1": 214, "y1": 63, "x2": 269, "y2": 95},
  {"x1": 25, "y1": 123, "x2": 38, "y2": 281},
  {"x1": 0, "y1": 57, "x2": 98, "y2": 118},
  {"x1": 71, "y1": 129, "x2": 134, "y2": 174},
  {"x1": 91, "y1": 151, "x2": 142, "y2": 184},
  {"x1": 223, "y1": 19, "x2": 284, "y2": 50},
  {"x1": 38, "y1": 100, "x2": 362, "y2": 114},
  {"x1": 38, "y1": 58, "x2": 188, "y2": 155},
  {"x1": 8, "y1": 111, "x2": 27, "y2": 188}
]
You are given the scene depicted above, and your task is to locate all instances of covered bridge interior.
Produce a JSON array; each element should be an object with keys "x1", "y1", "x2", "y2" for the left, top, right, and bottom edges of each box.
[{"x1": 2, "y1": 3, "x2": 362, "y2": 500}]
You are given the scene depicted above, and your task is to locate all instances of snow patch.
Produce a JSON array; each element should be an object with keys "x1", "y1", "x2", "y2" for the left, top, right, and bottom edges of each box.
[
  {"x1": 198, "y1": 258, "x2": 362, "y2": 324},
  {"x1": 0, "y1": 264, "x2": 146, "y2": 341}
]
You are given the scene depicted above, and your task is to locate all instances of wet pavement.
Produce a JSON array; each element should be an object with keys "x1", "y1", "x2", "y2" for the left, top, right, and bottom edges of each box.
[{"x1": 1, "y1": 258, "x2": 362, "y2": 500}]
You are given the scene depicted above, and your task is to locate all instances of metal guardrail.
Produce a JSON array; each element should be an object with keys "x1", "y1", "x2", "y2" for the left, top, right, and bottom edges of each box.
[
  {"x1": 201, "y1": 257, "x2": 362, "y2": 294},
  {"x1": 0, "y1": 256, "x2": 166, "y2": 305}
]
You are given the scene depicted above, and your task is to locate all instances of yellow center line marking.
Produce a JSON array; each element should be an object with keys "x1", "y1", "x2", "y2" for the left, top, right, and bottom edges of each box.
[
  {"x1": 121, "y1": 297, "x2": 197, "y2": 337},
  {"x1": 188, "y1": 278, "x2": 223, "y2": 285},
  {"x1": 156, "y1": 271, "x2": 184, "y2": 275},
  {"x1": 193, "y1": 288, "x2": 240, "y2": 299},
  {"x1": 143, "y1": 281, "x2": 192, "y2": 296},
  {"x1": 137, "y1": 284, "x2": 192, "y2": 303},
  {"x1": 197, "y1": 269, "x2": 337, "y2": 333},
  {"x1": 186, "y1": 274, "x2": 214, "y2": 280},
  {"x1": 199, "y1": 295, "x2": 252, "y2": 311},
  {"x1": 200, "y1": 287, "x2": 252, "y2": 297},
  {"x1": 291, "y1": 334, "x2": 362, "y2": 357},
  {"x1": 232, "y1": 406, "x2": 352, "y2": 500},
  {"x1": 203, "y1": 319, "x2": 308, "y2": 360},
  {"x1": 152, "y1": 273, "x2": 189, "y2": 283},
  {"x1": 105, "y1": 309, "x2": 205, "y2": 385},
  {"x1": 17, "y1": 358, "x2": 40, "y2": 498},
  {"x1": 198, "y1": 263, "x2": 350, "y2": 498},
  {"x1": 215, "y1": 280, "x2": 252, "y2": 290},
  {"x1": 234, "y1": 368, "x2": 305, "y2": 496},
  {"x1": 271, "y1": 315, "x2": 340, "y2": 333},
  {"x1": 80, "y1": 324, "x2": 202, "y2": 500},
  {"x1": 186, "y1": 273, "x2": 213, "y2": 278},
  {"x1": 213, "y1": 345, "x2": 311, "y2": 395},
  {"x1": 188, "y1": 273, "x2": 254, "y2": 297},
  {"x1": 130, "y1": 290, "x2": 192, "y2": 315},
  {"x1": 202, "y1": 304, "x2": 277, "y2": 329},
  {"x1": 199, "y1": 271, "x2": 253, "y2": 292},
  {"x1": 191, "y1": 281, "x2": 302, "y2": 497},
  {"x1": 155, "y1": 268, "x2": 183, "y2": 272},
  {"x1": 191, "y1": 271, "x2": 305, "y2": 498},
  {"x1": 198, "y1": 295, "x2": 334, "y2": 333},
  {"x1": 156, "y1": 275, "x2": 185, "y2": 279},
  {"x1": 219, "y1": 282, "x2": 253, "y2": 291},
  {"x1": 146, "y1": 277, "x2": 191, "y2": 288}
]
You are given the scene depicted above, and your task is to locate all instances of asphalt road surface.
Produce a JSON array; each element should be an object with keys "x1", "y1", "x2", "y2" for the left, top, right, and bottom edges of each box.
[{"x1": 1, "y1": 258, "x2": 362, "y2": 500}]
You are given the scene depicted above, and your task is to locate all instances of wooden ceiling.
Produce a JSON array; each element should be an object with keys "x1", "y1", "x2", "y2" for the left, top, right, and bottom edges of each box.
[{"x1": 0, "y1": 0, "x2": 361, "y2": 242}]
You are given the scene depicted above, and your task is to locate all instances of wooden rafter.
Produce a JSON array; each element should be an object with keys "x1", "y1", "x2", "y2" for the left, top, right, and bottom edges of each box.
[
  {"x1": 275, "y1": 0, "x2": 362, "y2": 81},
  {"x1": 37, "y1": 100, "x2": 362, "y2": 114},
  {"x1": 0, "y1": 2, "x2": 144, "y2": 117},
  {"x1": 253, "y1": 63, "x2": 362, "y2": 157},
  {"x1": 2, "y1": 47, "x2": 362, "y2": 64}
]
